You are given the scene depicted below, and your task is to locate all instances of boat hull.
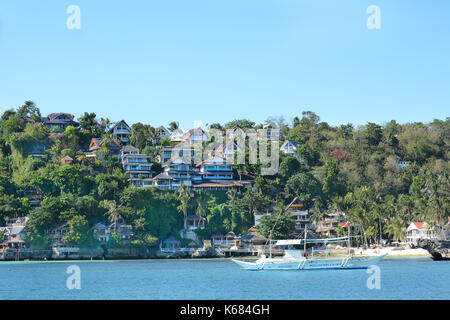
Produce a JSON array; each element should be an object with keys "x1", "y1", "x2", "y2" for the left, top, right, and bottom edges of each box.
[{"x1": 232, "y1": 254, "x2": 387, "y2": 271}]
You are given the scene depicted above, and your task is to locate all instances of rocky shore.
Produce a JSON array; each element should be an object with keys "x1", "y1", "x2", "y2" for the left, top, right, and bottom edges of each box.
[
  {"x1": 0, "y1": 246, "x2": 222, "y2": 261},
  {"x1": 417, "y1": 239, "x2": 450, "y2": 260}
]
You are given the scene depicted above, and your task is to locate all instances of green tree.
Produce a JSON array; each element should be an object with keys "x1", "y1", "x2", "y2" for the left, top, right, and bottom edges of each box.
[
  {"x1": 177, "y1": 185, "x2": 191, "y2": 230},
  {"x1": 384, "y1": 217, "x2": 407, "y2": 242},
  {"x1": 100, "y1": 200, "x2": 123, "y2": 233},
  {"x1": 62, "y1": 215, "x2": 95, "y2": 247},
  {"x1": 285, "y1": 172, "x2": 322, "y2": 208}
]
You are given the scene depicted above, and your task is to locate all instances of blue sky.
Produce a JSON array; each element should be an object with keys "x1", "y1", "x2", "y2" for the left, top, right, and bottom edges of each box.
[{"x1": 0, "y1": 1, "x2": 449, "y2": 129}]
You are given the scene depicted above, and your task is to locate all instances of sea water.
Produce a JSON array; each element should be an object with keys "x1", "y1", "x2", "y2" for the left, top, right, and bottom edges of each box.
[{"x1": 0, "y1": 257, "x2": 448, "y2": 300}]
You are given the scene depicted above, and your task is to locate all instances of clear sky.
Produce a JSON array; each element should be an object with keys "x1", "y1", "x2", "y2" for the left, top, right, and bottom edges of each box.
[{"x1": 0, "y1": 1, "x2": 449, "y2": 129}]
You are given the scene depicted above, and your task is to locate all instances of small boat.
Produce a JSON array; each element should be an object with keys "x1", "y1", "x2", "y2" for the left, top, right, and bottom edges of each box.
[
  {"x1": 232, "y1": 250, "x2": 387, "y2": 271},
  {"x1": 233, "y1": 226, "x2": 387, "y2": 271}
]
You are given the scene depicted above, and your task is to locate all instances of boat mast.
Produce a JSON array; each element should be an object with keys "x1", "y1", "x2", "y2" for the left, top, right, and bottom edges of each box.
[
  {"x1": 347, "y1": 224, "x2": 351, "y2": 257},
  {"x1": 303, "y1": 228, "x2": 307, "y2": 255},
  {"x1": 269, "y1": 230, "x2": 272, "y2": 258}
]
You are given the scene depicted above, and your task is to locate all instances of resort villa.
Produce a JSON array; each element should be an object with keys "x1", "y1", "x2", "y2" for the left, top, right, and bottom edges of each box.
[
  {"x1": 155, "y1": 126, "x2": 171, "y2": 141},
  {"x1": 280, "y1": 140, "x2": 299, "y2": 155},
  {"x1": 121, "y1": 145, "x2": 153, "y2": 188},
  {"x1": 109, "y1": 120, "x2": 131, "y2": 144},
  {"x1": 43, "y1": 113, "x2": 79, "y2": 131},
  {"x1": 406, "y1": 222, "x2": 437, "y2": 246},
  {"x1": 88, "y1": 137, "x2": 122, "y2": 158},
  {"x1": 286, "y1": 197, "x2": 311, "y2": 232}
]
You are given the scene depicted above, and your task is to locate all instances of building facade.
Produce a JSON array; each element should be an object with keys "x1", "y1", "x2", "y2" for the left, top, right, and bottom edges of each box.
[{"x1": 109, "y1": 120, "x2": 131, "y2": 144}]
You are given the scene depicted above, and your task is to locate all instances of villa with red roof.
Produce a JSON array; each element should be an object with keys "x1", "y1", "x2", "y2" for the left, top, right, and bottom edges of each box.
[
  {"x1": 406, "y1": 222, "x2": 437, "y2": 245},
  {"x1": 171, "y1": 127, "x2": 208, "y2": 144},
  {"x1": 88, "y1": 138, "x2": 122, "y2": 159}
]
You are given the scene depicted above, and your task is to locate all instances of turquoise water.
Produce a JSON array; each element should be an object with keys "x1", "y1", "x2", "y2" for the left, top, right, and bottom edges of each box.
[{"x1": 0, "y1": 257, "x2": 448, "y2": 299}]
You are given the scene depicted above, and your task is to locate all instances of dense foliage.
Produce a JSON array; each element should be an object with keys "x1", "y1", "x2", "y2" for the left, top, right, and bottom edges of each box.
[{"x1": 0, "y1": 103, "x2": 448, "y2": 248}]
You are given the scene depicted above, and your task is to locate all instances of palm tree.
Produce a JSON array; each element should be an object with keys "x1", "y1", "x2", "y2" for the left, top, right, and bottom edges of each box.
[
  {"x1": 384, "y1": 217, "x2": 407, "y2": 242},
  {"x1": 100, "y1": 200, "x2": 122, "y2": 233},
  {"x1": 243, "y1": 187, "x2": 256, "y2": 216},
  {"x1": 373, "y1": 203, "x2": 384, "y2": 245},
  {"x1": 168, "y1": 121, "x2": 179, "y2": 132},
  {"x1": 196, "y1": 191, "x2": 207, "y2": 227},
  {"x1": 310, "y1": 198, "x2": 327, "y2": 227},
  {"x1": 101, "y1": 118, "x2": 112, "y2": 133},
  {"x1": 177, "y1": 184, "x2": 191, "y2": 230}
]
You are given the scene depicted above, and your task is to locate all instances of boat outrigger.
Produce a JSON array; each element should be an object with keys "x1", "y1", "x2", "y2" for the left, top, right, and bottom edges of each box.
[{"x1": 232, "y1": 225, "x2": 387, "y2": 271}]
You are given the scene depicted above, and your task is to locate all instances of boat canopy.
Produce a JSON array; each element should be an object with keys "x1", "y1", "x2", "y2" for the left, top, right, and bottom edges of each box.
[{"x1": 274, "y1": 236, "x2": 349, "y2": 246}]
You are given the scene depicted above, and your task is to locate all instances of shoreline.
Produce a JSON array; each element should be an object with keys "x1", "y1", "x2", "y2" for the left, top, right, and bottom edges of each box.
[
  {"x1": 0, "y1": 255, "x2": 432, "y2": 264},
  {"x1": 0, "y1": 247, "x2": 432, "y2": 262},
  {"x1": 352, "y1": 247, "x2": 430, "y2": 257}
]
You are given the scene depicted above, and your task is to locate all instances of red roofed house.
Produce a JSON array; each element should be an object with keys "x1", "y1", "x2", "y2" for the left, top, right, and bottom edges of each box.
[
  {"x1": 406, "y1": 222, "x2": 437, "y2": 245},
  {"x1": 171, "y1": 127, "x2": 208, "y2": 144},
  {"x1": 88, "y1": 138, "x2": 122, "y2": 159}
]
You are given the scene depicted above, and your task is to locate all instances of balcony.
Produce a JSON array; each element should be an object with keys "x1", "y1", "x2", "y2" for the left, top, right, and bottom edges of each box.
[{"x1": 114, "y1": 129, "x2": 130, "y2": 134}]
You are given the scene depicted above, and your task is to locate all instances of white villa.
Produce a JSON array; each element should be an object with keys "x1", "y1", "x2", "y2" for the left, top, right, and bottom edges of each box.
[
  {"x1": 262, "y1": 122, "x2": 279, "y2": 140},
  {"x1": 286, "y1": 197, "x2": 311, "y2": 231},
  {"x1": 406, "y1": 222, "x2": 437, "y2": 245},
  {"x1": 154, "y1": 157, "x2": 197, "y2": 190},
  {"x1": 226, "y1": 125, "x2": 246, "y2": 140},
  {"x1": 280, "y1": 140, "x2": 298, "y2": 155},
  {"x1": 121, "y1": 145, "x2": 153, "y2": 188},
  {"x1": 171, "y1": 127, "x2": 208, "y2": 144},
  {"x1": 152, "y1": 154, "x2": 252, "y2": 191},
  {"x1": 155, "y1": 126, "x2": 171, "y2": 141},
  {"x1": 109, "y1": 120, "x2": 131, "y2": 144},
  {"x1": 160, "y1": 145, "x2": 196, "y2": 164},
  {"x1": 181, "y1": 215, "x2": 206, "y2": 242}
]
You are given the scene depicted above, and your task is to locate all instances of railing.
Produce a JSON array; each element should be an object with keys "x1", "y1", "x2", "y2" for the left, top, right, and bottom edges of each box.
[{"x1": 160, "y1": 248, "x2": 196, "y2": 253}]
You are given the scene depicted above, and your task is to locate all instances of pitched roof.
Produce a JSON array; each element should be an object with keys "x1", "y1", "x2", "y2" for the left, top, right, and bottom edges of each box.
[
  {"x1": 61, "y1": 155, "x2": 73, "y2": 161},
  {"x1": 91, "y1": 223, "x2": 107, "y2": 230},
  {"x1": 152, "y1": 171, "x2": 178, "y2": 181},
  {"x1": 156, "y1": 126, "x2": 170, "y2": 134},
  {"x1": 407, "y1": 222, "x2": 430, "y2": 231},
  {"x1": 46, "y1": 113, "x2": 75, "y2": 121},
  {"x1": 109, "y1": 120, "x2": 131, "y2": 132},
  {"x1": 240, "y1": 229, "x2": 266, "y2": 243},
  {"x1": 413, "y1": 222, "x2": 425, "y2": 229},
  {"x1": 163, "y1": 236, "x2": 180, "y2": 245},
  {"x1": 263, "y1": 122, "x2": 276, "y2": 129},
  {"x1": 89, "y1": 138, "x2": 121, "y2": 151},
  {"x1": 215, "y1": 140, "x2": 242, "y2": 155},
  {"x1": 195, "y1": 155, "x2": 227, "y2": 167},
  {"x1": 281, "y1": 140, "x2": 298, "y2": 148},
  {"x1": 9, "y1": 226, "x2": 25, "y2": 235},
  {"x1": 180, "y1": 127, "x2": 207, "y2": 140},
  {"x1": 121, "y1": 145, "x2": 140, "y2": 153}
]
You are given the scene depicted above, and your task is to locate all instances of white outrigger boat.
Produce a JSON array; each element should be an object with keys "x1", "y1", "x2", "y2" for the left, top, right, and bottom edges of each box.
[{"x1": 233, "y1": 228, "x2": 387, "y2": 271}]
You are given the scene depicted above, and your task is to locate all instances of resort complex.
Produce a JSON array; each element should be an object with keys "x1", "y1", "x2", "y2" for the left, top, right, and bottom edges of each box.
[{"x1": 0, "y1": 104, "x2": 448, "y2": 260}]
